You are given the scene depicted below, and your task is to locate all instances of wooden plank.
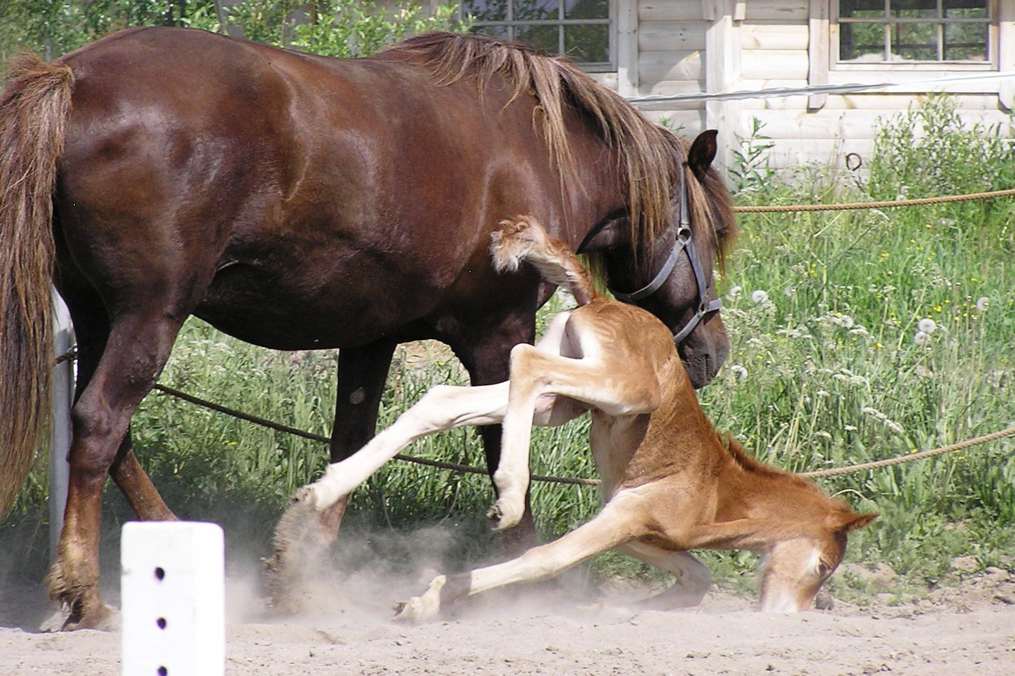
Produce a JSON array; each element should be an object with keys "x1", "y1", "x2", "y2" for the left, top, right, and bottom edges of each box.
[
  {"x1": 616, "y1": 1, "x2": 639, "y2": 96},
  {"x1": 745, "y1": 0, "x2": 809, "y2": 21},
  {"x1": 740, "y1": 49, "x2": 810, "y2": 80},
  {"x1": 808, "y1": 0, "x2": 829, "y2": 110},
  {"x1": 705, "y1": 0, "x2": 737, "y2": 168},
  {"x1": 1001, "y1": 0, "x2": 1015, "y2": 109},
  {"x1": 740, "y1": 23, "x2": 809, "y2": 50},
  {"x1": 747, "y1": 92, "x2": 1003, "y2": 111},
  {"x1": 588, "y1": 72, "x2": 619, "y2": 90},
  {"x1": 760, "y1": 139, "x2": 875, "y2": 169},
  {"x1": 735, "y1": 108, "x2": 1014, "y2": 139},
  {"x1": 638, "y1": 21, "x2": 707, "y2": 52},
  {"x1": 639, "y1": 1, "x2": 704, "y2": 22},
  {"x1": 827, "y1": 70, "x2": 1006, "y2": 93},
  {"x1": 639, "y1": 50, "x2": 704, "y2": 83},
  {"x1": 643, "y1": 109, "x2": 706, "y2": 134}
]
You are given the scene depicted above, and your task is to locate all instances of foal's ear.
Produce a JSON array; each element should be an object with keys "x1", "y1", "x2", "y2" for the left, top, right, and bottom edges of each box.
[
  {"x1": 578, "y1": 216, "x2": 628, "y2": 252},
  {"x1": 828, "y1": 511, "x2": 879, "y2": 534},
  {"x1": 687, "y1": 129, "x2": 719, "y2": 181}
]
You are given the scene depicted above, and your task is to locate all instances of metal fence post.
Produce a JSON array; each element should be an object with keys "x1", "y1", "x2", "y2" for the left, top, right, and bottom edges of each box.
[{"x1": 49, "y1": 291, "x2": 74, "y2": 562}]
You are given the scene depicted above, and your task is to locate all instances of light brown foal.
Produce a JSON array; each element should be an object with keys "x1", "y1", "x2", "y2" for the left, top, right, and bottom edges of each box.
[{"x1": 289, "y1": 216, "x2": 876, "y2": 619}]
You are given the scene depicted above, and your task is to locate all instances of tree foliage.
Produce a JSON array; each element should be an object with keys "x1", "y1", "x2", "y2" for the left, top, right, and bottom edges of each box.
[{"x1": 0, "y1": 1, "x2": 467, "y2": 64}]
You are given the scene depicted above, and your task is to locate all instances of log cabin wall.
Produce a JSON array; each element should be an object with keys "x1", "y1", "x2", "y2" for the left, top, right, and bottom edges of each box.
[{"x1": 432, "y1": 1, "x2": 1014, "y2": 171}]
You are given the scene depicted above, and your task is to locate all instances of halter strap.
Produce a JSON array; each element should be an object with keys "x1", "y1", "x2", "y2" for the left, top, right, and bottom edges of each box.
[{"x1": 607, "y1": 165, "x2": 721, "y2": 344}]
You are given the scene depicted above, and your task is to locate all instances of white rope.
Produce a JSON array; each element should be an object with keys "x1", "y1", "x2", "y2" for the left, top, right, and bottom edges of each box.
[{"x1": 626, "y1": 70, "x2": 1015, "y2": 105}]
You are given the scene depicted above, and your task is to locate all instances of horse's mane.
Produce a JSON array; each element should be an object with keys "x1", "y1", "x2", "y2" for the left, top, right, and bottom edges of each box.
[
  {"x1": 724, "y1": 436, "x2": 826, "y2": 494},
  {"x1": 385, "y1": 32, "x2": 734, "y2": 265}
]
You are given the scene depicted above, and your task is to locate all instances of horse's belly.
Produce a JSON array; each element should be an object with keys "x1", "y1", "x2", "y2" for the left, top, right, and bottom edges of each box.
[{"x1": 194, "y1": 259, "x2": 434, "y2": 350}]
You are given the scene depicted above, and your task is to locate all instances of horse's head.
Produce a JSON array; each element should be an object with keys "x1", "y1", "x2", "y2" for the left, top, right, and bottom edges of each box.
[
  {"x1": 580, "y1": 130, "x2": 736, "y2": 388},
  {"x1": 758, "y1": 508, "x2": 877, "y2": 612}
]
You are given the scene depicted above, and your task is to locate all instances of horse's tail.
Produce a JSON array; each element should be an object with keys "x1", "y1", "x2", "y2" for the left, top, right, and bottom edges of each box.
[
  {"x1": 490, "y1": 215, "x2": 599, "y2": 306},
  {"x1": 0, "y1": 54, "x2": 74, "y2": 517}
]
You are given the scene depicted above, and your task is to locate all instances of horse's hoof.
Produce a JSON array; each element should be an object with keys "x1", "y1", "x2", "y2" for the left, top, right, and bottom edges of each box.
[{"x1": 40, "y1": 603, "x2": 119, "y2": 632}]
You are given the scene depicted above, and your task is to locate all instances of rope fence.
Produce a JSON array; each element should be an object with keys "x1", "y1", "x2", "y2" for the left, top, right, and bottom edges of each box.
[
  {"x1": 50, "y1": 348, "x2": 1013, "y2": 488},
  {"x1": 46, "y1": 183, "x2": 1015, "y2": 488},
  {"x1": 733, "y1": 186, "x2": 1015, "y2": 214}
]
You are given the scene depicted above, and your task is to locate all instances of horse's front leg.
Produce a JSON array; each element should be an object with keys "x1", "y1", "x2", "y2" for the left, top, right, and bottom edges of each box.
[{"x1": 266, "y1": 339, "x2": 395, "y2": 610}]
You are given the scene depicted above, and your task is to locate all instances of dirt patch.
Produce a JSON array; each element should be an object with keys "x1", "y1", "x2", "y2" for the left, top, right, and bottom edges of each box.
[{"x1": 2, "y1": 567, "x2": 1012, "y2": 675}]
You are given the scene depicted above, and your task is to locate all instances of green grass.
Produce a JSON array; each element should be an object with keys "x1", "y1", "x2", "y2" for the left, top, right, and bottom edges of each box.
[{"x1": 2, "y1": 96, "x2": 1013, "y2": 602}]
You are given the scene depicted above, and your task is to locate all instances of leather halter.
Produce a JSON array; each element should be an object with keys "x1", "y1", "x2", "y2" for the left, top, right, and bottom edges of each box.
[{"x1": 578, "y1": 165, "x2": 721, "y2": 345}]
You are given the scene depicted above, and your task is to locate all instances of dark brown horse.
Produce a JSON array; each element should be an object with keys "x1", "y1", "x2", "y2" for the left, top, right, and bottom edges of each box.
[{"x1": 0, "y1": 28, "x2": 736, "y2": 629}]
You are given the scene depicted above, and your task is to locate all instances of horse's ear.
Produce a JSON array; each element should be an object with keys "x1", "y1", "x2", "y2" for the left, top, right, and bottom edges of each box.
[
  {"x1": 687, "y1": 129, "x2": 719, "y2": 180},
  {"x1": 578, "y1": 217, "x2": 628, "y2": 253}
]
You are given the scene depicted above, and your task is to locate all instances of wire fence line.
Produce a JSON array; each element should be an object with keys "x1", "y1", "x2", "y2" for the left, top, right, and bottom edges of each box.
[{"x1": 625, "y1": 70, "x2": 1015, "y2": 105}]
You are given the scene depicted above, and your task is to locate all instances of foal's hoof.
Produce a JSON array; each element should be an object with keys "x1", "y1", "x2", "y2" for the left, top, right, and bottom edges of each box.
[
  {"x1": 487, "y1": 498, "x2": 523, "y2": 531},
  {"x1": 393, "y1": 576, "x2": 446, "y2": 623}
]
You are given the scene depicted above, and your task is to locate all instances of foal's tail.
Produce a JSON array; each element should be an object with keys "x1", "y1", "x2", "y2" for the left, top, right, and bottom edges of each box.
[
  {"x1": 491, "y1": 215, "x2": 599, "y2": 306},
  {"x1": 0, "y1": 54, "x2": 74, "y2": 517}
]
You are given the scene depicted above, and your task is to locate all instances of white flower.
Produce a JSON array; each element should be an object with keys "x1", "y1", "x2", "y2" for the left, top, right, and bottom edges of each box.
[
  {"x1": 730, "y1": 364, "x2": 748, "y2": 381},
  {"x1": 917, "y1": 318, "x2": 936, "y2": 334},
  {"x1": 844, "y1": 425, "x2": 858, "y2": 432},
  {"x1": 975, "y1": 297, "x2": 989, "y2": 312},
  {"x1": 914, "y1": 330, "x2": 930, "y2": 346},
  {"x1": 751, "y1": 290, "x2": 769, "y2": 305},
  {"x1": 728, "y1": 285, "x2": 742, "y2": 301}
]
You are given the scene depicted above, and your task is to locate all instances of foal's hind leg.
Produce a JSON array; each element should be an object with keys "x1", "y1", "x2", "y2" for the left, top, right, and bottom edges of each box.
[
  {"x1": 395, "y1": 491, "x2": 647, "y2": 622},
  {"x1": 47, "y1": 308, "x2": 185, "y2": 630},
  {"x1": 620, "y1": 542, "x2": 711, "y2": 609}
]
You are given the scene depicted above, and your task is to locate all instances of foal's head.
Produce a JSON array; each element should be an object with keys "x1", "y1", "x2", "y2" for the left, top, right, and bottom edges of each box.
[
  {"x1": 757, "y1": 500, "x2": 877, "y2": 612},
  {"x1": 580, "y1": 130, "x2": 737, "y2": 389}
]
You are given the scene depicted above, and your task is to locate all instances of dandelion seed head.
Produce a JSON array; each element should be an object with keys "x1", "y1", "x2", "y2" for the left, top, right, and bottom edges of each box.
[
  {"x1": 914, "y1": 330, "x2": 930, "y2": 346},
  {"x1": 730, "y1": 364, "x2": 748, "y2": 381},
  {"x1": 751, "y1": 289, "x2": 769, "y2": 305},
  {"x1": 975, "y1": 296, "x2": 989, "y2": 312},
  {"x1": 917, "y1": 318, "x2": 936, "y2": 334},
  {"x1": 728, "y1": 285, "x2": 742, "y2": 301},
  {"x1": 840, "y1": 315, "x2": 855, "y2": 329}
]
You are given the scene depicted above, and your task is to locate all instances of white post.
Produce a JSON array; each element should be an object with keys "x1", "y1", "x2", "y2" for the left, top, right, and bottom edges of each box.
[
  {"x1": 121, "y1": 522, "x2": 225, "y2": 676},
  {"x1": 49, "y1": 291, "x2": 74, "y2": 561}
]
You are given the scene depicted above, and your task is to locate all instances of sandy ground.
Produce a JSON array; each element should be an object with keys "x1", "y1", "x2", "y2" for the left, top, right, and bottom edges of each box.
[{"x1": 2, "y1": 564, "x2": 1013, "y2": 675}]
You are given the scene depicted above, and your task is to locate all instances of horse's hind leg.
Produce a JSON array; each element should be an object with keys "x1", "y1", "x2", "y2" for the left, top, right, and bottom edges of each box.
[
  {"x1": 47, "y1": 306, "x2": 185, "y2": 630},
  {"x1": 61, "y1": 286, "x2": 176, "y2": 522}
]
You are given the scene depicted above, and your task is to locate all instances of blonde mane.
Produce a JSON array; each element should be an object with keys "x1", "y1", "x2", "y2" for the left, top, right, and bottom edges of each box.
[{"x1": 385, "y1": 32, "x2": 689, "y2": 259}]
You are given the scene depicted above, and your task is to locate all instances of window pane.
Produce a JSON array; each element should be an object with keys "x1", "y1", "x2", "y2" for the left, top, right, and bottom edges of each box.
[
  {"x1": 515, "y1": 24, "x2": 559, "y2": 53},
  {"x1": 462, "y1": 1, "x2": 509, "y2": 22},
  {"x1": 944, "y1": 0, "x2": 988, "y2": 19},
  {"x1": 514, "y1": 0, "x2": 559, "y2": 21},
  {"x1": 471, "y1": 24, "x2": 511, "y2": 40},
  {"x1": 891, "y1": 22, "x2": 937, "y2": 60},
  {"x1": 839, "y1": 0, "x2": 886, "y2": 19},
  {"x1": 564, "y1": 24, "x2": 609, "y2": 62},
  {"x1": 891, "y1": 0, "x2": 938, "y2": 19},
  {"x1": 840, "y1": 22, "x2": 886, "y2": 60},
  {"x1": 565, "y1": 0, "x2": 609, "y2": 20},
  {"x1": 944, "y1": 21, "x2": 988, "y2": 60}
]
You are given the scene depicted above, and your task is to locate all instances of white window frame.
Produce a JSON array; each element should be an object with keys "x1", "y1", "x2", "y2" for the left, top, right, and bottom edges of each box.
[
  {"x1": 830, "y1": 0, "x2": 1000, "y2": 70},
  {"x1": 453, "y1": 0, "x2": 617, "y2": 72}
]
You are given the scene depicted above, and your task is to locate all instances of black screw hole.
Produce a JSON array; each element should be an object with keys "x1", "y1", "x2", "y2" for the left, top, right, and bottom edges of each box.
[
  {"x1": 157, "y1": 667, "x2": 168, "y2": 676},
  {"x1": 156, "y1": 617, "x2": 167, "y2": 630},
  {"x1": 154, "y1": 567, "x2": 165, "y2": 581}
]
